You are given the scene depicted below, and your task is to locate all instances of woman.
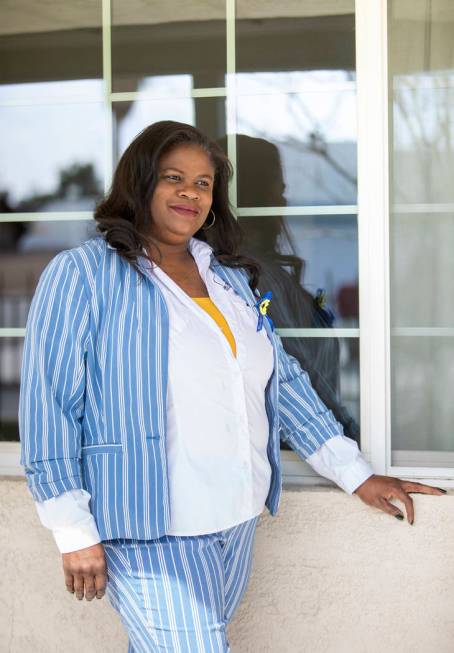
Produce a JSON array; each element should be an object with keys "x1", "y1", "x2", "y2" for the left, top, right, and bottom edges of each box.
[{"x1": 19, "y1": 121, "x2": 446, "y2": 653}]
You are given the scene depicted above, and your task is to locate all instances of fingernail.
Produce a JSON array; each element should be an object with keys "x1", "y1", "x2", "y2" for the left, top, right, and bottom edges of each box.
[
  {"x1": 435, "y1": 487, "x2": 447, "y2": 493},
  {"x1": 395, "y1": 514, "x2": 404, "y2": 520}
]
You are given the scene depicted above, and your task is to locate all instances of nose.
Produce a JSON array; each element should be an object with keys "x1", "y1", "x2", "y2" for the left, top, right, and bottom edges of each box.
[{"x1": 177, "y1": 187, "x2": 199, "y2": 200}]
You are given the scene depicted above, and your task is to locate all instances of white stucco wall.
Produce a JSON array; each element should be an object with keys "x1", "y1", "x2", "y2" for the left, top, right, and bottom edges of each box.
[{"x1": 1, "y1": 477, "x2": 453, "y2": 653}]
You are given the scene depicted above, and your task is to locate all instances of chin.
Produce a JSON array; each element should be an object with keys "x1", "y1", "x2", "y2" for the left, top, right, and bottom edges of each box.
[{"x1": 167, "y1": 224, "x2": 197, "y2": 239}]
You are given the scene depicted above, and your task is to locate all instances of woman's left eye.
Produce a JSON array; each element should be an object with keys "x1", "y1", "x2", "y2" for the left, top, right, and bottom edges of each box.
[{"x1": 163, "y1": 175, "x2": 210, "y2": 188}]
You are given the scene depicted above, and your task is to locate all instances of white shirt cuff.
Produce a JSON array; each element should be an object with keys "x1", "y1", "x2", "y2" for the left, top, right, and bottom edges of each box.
[
  {"x1": 34, "y1": 488, "x2": 101, "y2": 553},
  {"x1": 305, "y1": 434, "x2": 375, "y2": 494}
]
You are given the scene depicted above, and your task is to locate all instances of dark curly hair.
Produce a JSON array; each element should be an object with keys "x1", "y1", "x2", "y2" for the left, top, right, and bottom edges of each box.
[{"x1": 93, "y1": 120, "x2": 261, "y2": 291}]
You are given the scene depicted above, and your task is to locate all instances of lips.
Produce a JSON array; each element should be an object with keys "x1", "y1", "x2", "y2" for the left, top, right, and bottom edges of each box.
[{"x1": 169, "y1": 204, "x2": 199, "y2": 217}]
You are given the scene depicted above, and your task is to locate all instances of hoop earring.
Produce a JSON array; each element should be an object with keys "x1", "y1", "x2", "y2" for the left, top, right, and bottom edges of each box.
[{"x1": 202, "y1": 209, "x2": 216, "y2": 230}]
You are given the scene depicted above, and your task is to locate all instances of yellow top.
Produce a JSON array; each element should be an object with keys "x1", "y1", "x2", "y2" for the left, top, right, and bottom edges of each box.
[{"x1": 192, "y1": 297, "x2": 237, "y2": 358}]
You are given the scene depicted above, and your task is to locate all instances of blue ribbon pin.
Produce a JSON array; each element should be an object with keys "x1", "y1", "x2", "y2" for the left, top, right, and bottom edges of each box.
[{"x1": 254, "y1": 290, "x2": 275, "y2": 332}]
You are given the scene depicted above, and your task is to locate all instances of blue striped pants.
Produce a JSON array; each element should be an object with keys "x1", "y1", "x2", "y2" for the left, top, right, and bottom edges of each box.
[{"x1": 103, "y1": 515, "x2": 260, "y2": 652}]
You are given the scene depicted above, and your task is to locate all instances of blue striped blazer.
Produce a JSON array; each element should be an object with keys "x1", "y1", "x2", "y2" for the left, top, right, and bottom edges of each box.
[{"x1": 19, "y1": 236, "x2": 343, "y2": 541}]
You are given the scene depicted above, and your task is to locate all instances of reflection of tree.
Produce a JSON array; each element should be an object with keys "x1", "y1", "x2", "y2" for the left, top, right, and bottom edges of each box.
[
  {"x1": 0, "y1": 162, "x2": 102, "y2": 252},
  {"x1": 0, "y1": 192, "x2": 26, "y2": 251},
  {"x1": 15, "y1": 162, "x2": 102, "y2": 212},
  {"x1": 285, "y1": 90, "x2": 357, "y2": 189},
  {"x1": 58, "y1": 163, "x2": 101, "y2": 199},
  {"x1": 392, "y1": 73, "x2": 453, "y2": 204},
  {"x1": 237, "y1": 73, "x2": 357, "y2": 205}
]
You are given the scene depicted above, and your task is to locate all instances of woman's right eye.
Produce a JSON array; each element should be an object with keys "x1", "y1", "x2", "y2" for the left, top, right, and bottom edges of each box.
[{"x1": 164, "y1": 174, "x2": 180, "y2": 182}]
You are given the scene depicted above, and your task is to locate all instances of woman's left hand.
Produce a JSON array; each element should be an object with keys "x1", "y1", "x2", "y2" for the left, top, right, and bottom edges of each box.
[{"x1": 353, "y1": 474, "x2": 447, "y2": 524}]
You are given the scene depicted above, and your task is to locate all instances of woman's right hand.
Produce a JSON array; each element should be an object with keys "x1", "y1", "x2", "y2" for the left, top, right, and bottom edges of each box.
[{"x1": 62, "y1": 543, "x2": 107, "y2": 601}]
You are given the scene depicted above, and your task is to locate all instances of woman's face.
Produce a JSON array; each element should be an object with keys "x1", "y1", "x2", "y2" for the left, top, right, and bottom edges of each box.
[{"x1": 148, "y1": 143, "x2": 215, "y2": 245}]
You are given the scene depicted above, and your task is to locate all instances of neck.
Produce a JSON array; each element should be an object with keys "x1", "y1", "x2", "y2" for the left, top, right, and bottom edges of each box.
[{"x1": 144, "y1": 235, "x2": 194, "y2": 266}]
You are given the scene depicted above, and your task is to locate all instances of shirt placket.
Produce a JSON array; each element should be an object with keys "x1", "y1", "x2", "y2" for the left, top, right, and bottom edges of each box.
[
  {"x1": 142, "y1": 247, "x2": 256, "y2": 516},
  {"x1": 205, "y1": 269, "x2": 255, "y2": 511}
]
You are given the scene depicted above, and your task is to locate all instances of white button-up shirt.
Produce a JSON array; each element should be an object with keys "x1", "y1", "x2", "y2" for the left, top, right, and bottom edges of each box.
[
  {"x1": 149, "y1": 236, "x2": 275, "y2": 534},
  {"x1": 35, "y1": 237, "x2": 374, "y2": 551}
]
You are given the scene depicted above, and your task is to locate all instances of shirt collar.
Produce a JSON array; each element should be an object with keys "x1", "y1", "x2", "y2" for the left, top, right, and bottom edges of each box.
[
  {"x1": 106, "y1": 236, "x2": 216, "y2": 271},
  {"x1": 187, "y1": 236, "x2": 214, "y2": 266},
  {"x1": 136, "y1": 236, "x2": 215, "y2": 271}
]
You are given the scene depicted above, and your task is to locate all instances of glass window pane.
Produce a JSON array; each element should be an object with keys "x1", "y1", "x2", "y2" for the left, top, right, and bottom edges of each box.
[
  {"x1": 239, "y1": 214, "x2": 358, "y2": 328},
  {"x1": 389, "y1": 1, "x2": 454, "y2": 205},
  {"x1": 391, "y1": 337, "x2": 454, "y2": 465},
  {"x1": 0, "y1": 220, "x2": 98, "y2": 329},
  {"x1": 389, "y1": 0, "x2": 454, "y2": 461},
  {"x1": 115, "y1": 97, "x2": 226, "y2": 160},
  {"x1": 236, "y1": 1, "x2": 355, "y2": 75},
  {"x1": 0, "y1": 2, "x2": 102, "y2": 98},
  {"x1": 0, "y1": 101, "x2": 106, "y2": 212},
  {"x1": 111, "y1": 2, "x2": 226, "y2": 93},
  {"x1": 279, "y1": 337, "x2": 360, "y2": 449},
  {"x1": 390, "y1": 213, "x2": 454, "y2": 328},
  {"x1": 236, "y1": 89, "x2": 356, "y2": 207},
  {"x1": 0, "y1": 3, "x2": 105, "y2": 213},
  {"x1": 235, "y1": 2, "x2": 356, "y2": 206},
  {"x1": 0, "y1": 337, "x2": 21, "y2": 442}
]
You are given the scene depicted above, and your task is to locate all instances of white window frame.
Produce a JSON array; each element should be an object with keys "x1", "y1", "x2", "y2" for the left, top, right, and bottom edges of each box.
[{"x1": 2, "y1": 0, "x2": 454, "y2": 488}]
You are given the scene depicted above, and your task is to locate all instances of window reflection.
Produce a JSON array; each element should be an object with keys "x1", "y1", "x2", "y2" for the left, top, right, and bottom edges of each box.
[
  {"x1": 0, "y1": 3, "x2": 102, "y2": 90},
  {"x1": 0, "y1": 219, "x2": 98, "y2": 442},
  {"x1": 0, "y1": 337, "x2": 22, "y2": 441},
  {"x1": 115, "y1": 97, "x2": 226, "y2": 160},
  {"x1": 236, "y1": 2, "x2": 355, "y2": 75},
  {"x1": 111, "y1": 2, "x2": 226, "y2": 92},
  {"x1": 239, "y1": 214, "x2": 358, "y2": 328},
  {"x1": 390, "y1": 1, "x2": 454, "y2": 205},
  {"x1": 0, "y1": 97, "x2": 105, "y2": 211},
  {"x1": 130, "y1": 75, "x2": 193, "y2": 98},
  {"x1": 225, "y1": 133, "x2": 358, "y2": 328},
  {"x1": 389, "y1": 0, "x2": 454, "y2": 460},
  {"x1": 0, "y1": 79, "x2": 103, "y2": 104},
  {"x1": 280, "y1": 337, "x2": 360, "y2": 447},
  {"x1": 221, "y1": 126, "x2": 359, "y2": 444},
  {"x1": 0, "y1": 220, "x2": 98, "y2": 329},
  {"x1": 392, "y1": 73, "x2": 454, "y2": 204},
  {"x1": 238, "y1": 215, "x2": 359, "y2": 444},
  {"x1": 391, "y1": 213, "x2": 454, "y2": 328},
  {"x1": 391, "y1": 336, "x2": 454, "y2": 461},
  {"x1": 236, "y1": 87, "x2": 357, "y2": 206}
]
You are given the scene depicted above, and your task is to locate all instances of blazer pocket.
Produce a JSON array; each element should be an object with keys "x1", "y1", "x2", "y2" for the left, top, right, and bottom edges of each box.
[{"x1": 81, "y1": 443, "x2": 123, "y2": 455}]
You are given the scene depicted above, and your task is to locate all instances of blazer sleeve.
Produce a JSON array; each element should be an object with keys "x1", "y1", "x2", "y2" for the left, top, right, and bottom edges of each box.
[
  {"x1": 19, "y1": 251, "x2": 91, "y2": 502},
  {"x1": 274, "y1": 330, "x2": 345, "y2": 458}
]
